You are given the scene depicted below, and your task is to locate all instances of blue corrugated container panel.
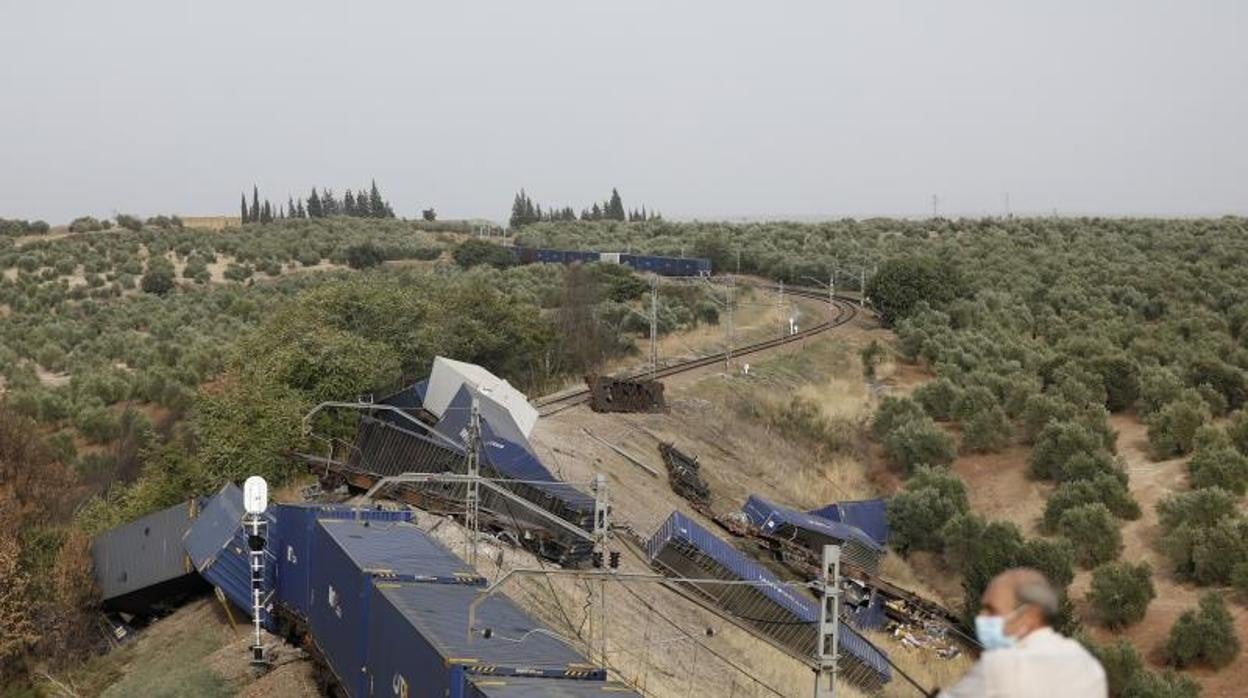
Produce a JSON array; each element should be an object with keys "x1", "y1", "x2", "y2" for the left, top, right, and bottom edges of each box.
[
  {"x1": 365, "y1": 581, "x2": 604, "y2": 698},
  {"x1": 743, "y1": 495, "x2": 882, "y2": 552},
  {"x1": 808, "y1": 499, "x2": 890, "y2": 547},
  {"x1": 646, "y1": 511, "x2": 890, "y2": 683},
  {"x1": 272, "y1": 504, "x2": 416, "y2": 621},
  {"x1": 308, "y1": 519, "x2": 486, "y2": 697},
  {"x1": 466, "y1": 676, "x2": 641, "y2": 697},
  {"x1": 646, "y1": 510, "x2": 817, "y2": 620},
  {"x1": 184, "y1": 483, "x2": 277, "y2": 627}
]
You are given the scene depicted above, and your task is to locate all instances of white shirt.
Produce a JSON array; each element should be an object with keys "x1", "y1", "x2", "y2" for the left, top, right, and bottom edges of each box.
[{"x1": 939, "y1": 627, "x2": 1107, "y2": 698}]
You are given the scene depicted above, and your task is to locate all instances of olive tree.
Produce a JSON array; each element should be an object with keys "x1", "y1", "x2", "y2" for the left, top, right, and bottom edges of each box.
[{"x1": 1088, "y1": 561, "x2": 1155, "y2": 629}]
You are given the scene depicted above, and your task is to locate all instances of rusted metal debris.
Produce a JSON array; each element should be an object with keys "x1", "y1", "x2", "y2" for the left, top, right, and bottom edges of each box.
[
  {"x1": 584, "y1": 374, "x2": 667, "y2": 413},
  {"x1": 658, "y1": 442, "x2": 711, "y2": 507}
]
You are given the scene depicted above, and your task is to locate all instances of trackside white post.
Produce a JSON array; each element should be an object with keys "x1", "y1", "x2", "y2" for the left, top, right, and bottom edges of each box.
[
  {"x1": 814, "y1": 544, "x2": 841, "y2": 698},
  {"x1": 242, "y1": 475, "x2": 269, "y2": 666}
]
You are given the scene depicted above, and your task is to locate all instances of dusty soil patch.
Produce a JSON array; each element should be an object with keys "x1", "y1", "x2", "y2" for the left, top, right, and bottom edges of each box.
[{"x1": 953, "y1": 445, "x2": 1052, "y2": 537}]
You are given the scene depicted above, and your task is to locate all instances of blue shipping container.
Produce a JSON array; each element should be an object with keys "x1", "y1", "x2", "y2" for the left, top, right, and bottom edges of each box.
[
  {"x1": 365, "y1": 581, "x2": 603, "y2": 698},
  {"x1": 272, "y1": 504, "x2": 416, "y2": 621},
  {"x1": 307, "y1": 519, "x2": 485, "y2": 696}
]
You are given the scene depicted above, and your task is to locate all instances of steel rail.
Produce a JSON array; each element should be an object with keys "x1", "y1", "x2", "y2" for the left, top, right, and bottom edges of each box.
[{"x1": 534, "y1": 282, "x2": 862, "y2": 415}]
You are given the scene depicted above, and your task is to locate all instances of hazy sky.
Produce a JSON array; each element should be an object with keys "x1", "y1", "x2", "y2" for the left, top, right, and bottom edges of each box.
[{"x1": 2, "y1": 1, "x2": 1245, "y2": 223}]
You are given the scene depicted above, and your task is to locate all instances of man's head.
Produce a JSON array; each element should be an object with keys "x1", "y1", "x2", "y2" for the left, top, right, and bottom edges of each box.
[{"x1": 976, "y1": 568, "x2": 1058, "y2": 647}]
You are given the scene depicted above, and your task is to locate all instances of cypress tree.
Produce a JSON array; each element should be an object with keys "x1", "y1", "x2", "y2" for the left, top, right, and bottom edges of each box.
[
  {"x1": 296, "y1": 199, "x2": 306, "y2": 218},
  {"x1": 322, "y1": 189, "x2": 338, "y2": 216},
  {"x1": 252, "y1": 185, "x2": 260, "y2": 224},
  {"x1": 240, "y1": 193, "x2": 249, "y2": 224},
  {"x1": 287, "y1": 196, "x2": 296, "y2": 218},
  {"x1": 369, "y1": 180, "x2": 384, "y2": 219},
  {"x1": 307, "y1": 189, "x2": 323, "y2": 218},
  {"x1": 510, "y1": 191, "x2": 525, "y2": 228},
  {"x1": 608, "y1": 188, "x2": 625, "y2": 220},
  {"x1": 590, "y1": 203, "x2": 602, "y2": 220},
  {"x1": 344, "y1": 190, "x2": 357, "y2": 217}
]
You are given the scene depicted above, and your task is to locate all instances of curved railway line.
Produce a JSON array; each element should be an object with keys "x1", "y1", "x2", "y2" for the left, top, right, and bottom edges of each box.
[{"x1": 535, "y1": 282, "x2": 862, "y2": 416}]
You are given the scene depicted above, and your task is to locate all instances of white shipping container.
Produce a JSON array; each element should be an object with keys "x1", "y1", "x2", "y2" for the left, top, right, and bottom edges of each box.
[{"x1": 424, "y1": 356, "x2": 539, "y2": 439}]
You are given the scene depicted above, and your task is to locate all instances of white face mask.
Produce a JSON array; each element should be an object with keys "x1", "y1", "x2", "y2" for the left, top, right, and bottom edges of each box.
[{"x1": 975, "y1": 605, "x2": 1026, "y2": 651}]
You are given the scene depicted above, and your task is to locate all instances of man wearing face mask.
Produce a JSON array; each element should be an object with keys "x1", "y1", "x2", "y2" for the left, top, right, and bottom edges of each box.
[{"x1": 939, "y1": 568, "x2": 1106, "y2": 697}]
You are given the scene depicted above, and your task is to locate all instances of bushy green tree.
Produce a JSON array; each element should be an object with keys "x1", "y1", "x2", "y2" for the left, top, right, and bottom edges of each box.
[
  {"x1": 115, "y1": 214, "x2": 143, "y2": 232},
  {"x1": 1058, "y1": 503, "x2": 1122, "y2": 567},
  {"x1": 1147, "y1": 394, "x2": 1211, "y2": 459},
  {"x1": 1137, "y1": 366, "x2": 1184, "y2": 417},
  {"x1": 344, "y1": 241, "x2": 385, "y2": 269},
  {"x1": 913, "y1": 378, "x2": 962, "y2": 421},
  {"x1": 1029, "y1": 420, "x2": 1104, "y2": 480},
  {"x1": 887, "y1": 466, "x2": 968, "y2": 553},
  {"x1": 865, "y1": 255, "x2": 964, "y2": 326},
  {"x1": 871, "y1": 395, "x2": 928, "y2": 439},
  {"x1": 1043, "y1": 475, "x2": 1140, "y2": 530},
  {"x1": 960, "y1": 405, "x2": 1011, "y2": 453},
  {"x1": 884, "y1": 418, "x2": 956, "y2": 474},
  {"x1": 140, "y1": 267, "x2": 175, "y2": 295},
  {"x1": 1187, "y1": 444, "x2": 1248, "y2": 494},
  {"x1": 1164, "y1": 592, "x2": 1239, "y2": 669},
  {"x1": 1088, "y1": 561, "x2": 1155, "y2": 629},
  {"x1": 1086, "y1": 639, "x2": 1200, "y2": 698},
  {"x1": 1227, "y1": 408, "x2": 1248, "y2": 456},
  {"x1": 453, "y1": 239, "x2": 516, "y2": 269},
  {"x1": 1093, "y1": 355, "x2": 1141, "y2": 412}
]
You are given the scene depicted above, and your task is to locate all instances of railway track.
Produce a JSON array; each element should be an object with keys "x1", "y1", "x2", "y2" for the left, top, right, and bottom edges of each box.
[{"x1": 534, "y1": 282, "x2": 861, "y2": 416}]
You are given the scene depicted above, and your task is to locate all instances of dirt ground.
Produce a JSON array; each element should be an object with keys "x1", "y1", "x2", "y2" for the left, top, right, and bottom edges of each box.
[
  {"x1": 953, "y1": 445, "x2": 1053, "y2": 538},
  {"x1": 60, "y1": 597, "x2": 317, "y2": 698}
]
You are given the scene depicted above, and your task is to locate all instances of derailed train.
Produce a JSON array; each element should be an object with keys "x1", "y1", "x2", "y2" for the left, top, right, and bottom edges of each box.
[{"x1": 92, "y1": 485, "x2": 639, "y2": 698}]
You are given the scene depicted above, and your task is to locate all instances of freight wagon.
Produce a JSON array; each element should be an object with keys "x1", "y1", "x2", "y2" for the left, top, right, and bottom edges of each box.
[
  {"x1": 96, "y1": 485, "x2": 640, "y2": 697},
  {"x1": 346, "y1": 362, "x2": 599, "y2": 564},
  {"x1": 282, "y1": 515, "x2": 638, "y2": 698},
  {"x1": 512, "y1": 247, "x2": 711, "y2": 277},
  {"x1": 645, "y1": 510, "x2": 891, "y2": 691}
]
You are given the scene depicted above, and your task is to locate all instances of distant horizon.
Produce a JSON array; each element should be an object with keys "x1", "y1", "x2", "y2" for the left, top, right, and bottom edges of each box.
[{"x1": 18, "y1": 206, "x2": 1248, "y2": 229}]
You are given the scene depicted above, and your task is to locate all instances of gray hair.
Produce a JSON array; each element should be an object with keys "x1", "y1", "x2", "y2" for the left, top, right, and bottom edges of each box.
[{"x1": 1014, "y1": 572, "x2": 1060, "y2": 623}]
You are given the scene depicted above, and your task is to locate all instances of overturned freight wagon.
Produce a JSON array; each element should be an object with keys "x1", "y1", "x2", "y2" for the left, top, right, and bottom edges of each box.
[
  {"x1": 808, "y1": 499, "x2": 889, "y2": 548},
  {"x1": 584, "y1": 374, "x2": 666, "y2": 413},
  {"x1": 645, "y1": 511, "x2": 891, "y2": 691},
  {"x1": 342, "y1": 359, "x2": 598, "y2": 563},
  {"x1": 183, "y1": 483, "x2": 279, "y2": 628},
  {"x1": 91, "y1": 497, "x2": 208, "y2": 616},
  {"x1": 743, "y1": 495, "x2": 885, "y2": 575}
]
